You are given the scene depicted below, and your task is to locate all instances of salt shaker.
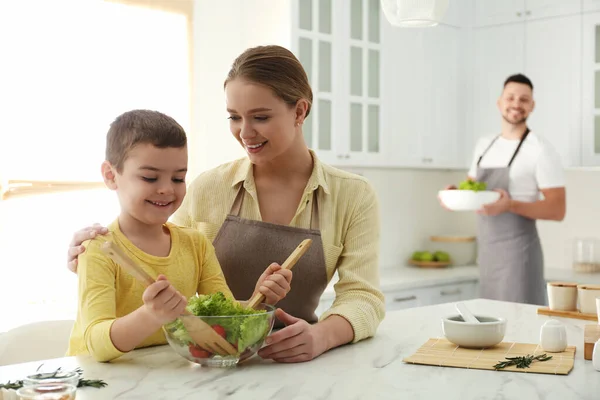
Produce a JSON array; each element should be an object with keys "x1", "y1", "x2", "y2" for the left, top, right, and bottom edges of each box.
[
  {"x1": 594, "y1": 339, "x2": 600, "y2": 371},
  {"x1": 540, "y1": 319, "x2": 567, "y2": 353}
]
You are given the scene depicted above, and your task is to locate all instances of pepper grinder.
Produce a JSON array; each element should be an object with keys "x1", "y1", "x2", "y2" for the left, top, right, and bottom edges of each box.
[
  {"x1": 594, "y1": 339, "x2": 600, "y2": 371},
  {"x1": 540, "y1": 319, "x2": 567, "y2": 353}
]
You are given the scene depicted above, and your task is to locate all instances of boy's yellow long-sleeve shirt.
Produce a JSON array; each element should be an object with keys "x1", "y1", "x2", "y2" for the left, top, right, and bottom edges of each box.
[{"x1": 66, "y1": 220, "x2": 233, "y2": 362}]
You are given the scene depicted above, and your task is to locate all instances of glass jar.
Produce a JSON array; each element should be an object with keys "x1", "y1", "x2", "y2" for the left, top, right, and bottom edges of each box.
[
  {"x1": 16, "y1": 383, "x2": 76, "y2": 400},
  {"x1": 572, "y1": 238, "x2": 600, "y2": 273},
  {"x1": 22, "y1": 371, "x2": 79, "y2": 388}
]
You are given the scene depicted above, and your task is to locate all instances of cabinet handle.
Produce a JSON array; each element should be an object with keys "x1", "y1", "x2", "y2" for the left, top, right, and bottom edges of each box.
[
  {"x1": 516, "y1": 12, "x2": 522, "y2": 17},
  {"x1": 440, "y1": 289, "x2": 462, "y2": 296},
  {"x1": 345, "y1": 154, "x2": 350, "y2": 159},
  {"x1": 525, "y1": 10, "x2": 531, "y2": 16},
  {"x1": 337, "y1": 154, "x2": 343, "y2": 159},
  {"x1": 394, "y1": 295, "x2": 417, "y2": 302}
]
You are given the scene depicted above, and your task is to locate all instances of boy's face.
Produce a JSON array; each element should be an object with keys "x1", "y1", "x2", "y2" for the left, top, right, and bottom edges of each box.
[{"x1": 103, "y1": 144, "x2": 188, "y2": 226}]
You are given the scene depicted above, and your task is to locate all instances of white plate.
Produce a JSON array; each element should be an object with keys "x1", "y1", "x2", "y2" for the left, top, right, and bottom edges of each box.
[{"x1": 439, "y1": 190, "x2": 500, "y2": 211}]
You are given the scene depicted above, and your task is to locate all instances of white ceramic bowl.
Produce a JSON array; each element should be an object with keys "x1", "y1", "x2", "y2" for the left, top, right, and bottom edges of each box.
[
  {"x1": 439, "y1": 190, "x2": 500, "y2": 211},
  {"x1": 442, "y1": 314, "x2": 507, "y2": 348}
]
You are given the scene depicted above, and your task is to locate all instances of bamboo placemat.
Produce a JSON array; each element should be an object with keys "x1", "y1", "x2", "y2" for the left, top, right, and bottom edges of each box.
[{"x1": 403, "y1": 338, "x2": 575, "y2": 375}]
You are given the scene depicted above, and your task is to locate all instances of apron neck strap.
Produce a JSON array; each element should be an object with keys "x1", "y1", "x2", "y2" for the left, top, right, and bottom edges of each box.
[
  {"x1": 477, "y1": 127, "x2": 530, "y2": 167},
  {"x1": 230, "y1": 184, "x2": 245, "y2": 216},
  {"x1": 230, "y1": 184, "x2": 321, "y2": 230},
  {"x1": 310, "y1": 189, "x2": 319, "y2": 230},
  {"x1": 507, "y1": 127, "x2": 530, "y2": 166}
]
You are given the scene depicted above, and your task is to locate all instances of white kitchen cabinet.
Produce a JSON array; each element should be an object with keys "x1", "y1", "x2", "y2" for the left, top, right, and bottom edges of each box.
[
  {"x1": 471, "y1": 23, "x2": 525, "y2": 144},
  {"x1": 385, "y1": 281, "x2": 478, "y2": 312},
  {"x1": 524, "y1": 15, "x2": 582, "y2": 168},
  {"x1": 584, "y1": 0, "x2": 600, "y2": 13},
  {"x1": 470, "y1": 15, "x2": 582, "y2": 167},
  {"x1": 292, "y1": 0, "x2": 387, "y2": 167},
  {"x1": 383, "y1": 23, "x2": 463, "y2": 169},
  {"x1": 474, "y1": 0, "x2": 581, "y2": 27},
  {"x1": 474, "y1": 0, "x2": 525, "y2": 27},
  {"x1": 582, "y1": 12, "x2": 600, "y2": 165}
]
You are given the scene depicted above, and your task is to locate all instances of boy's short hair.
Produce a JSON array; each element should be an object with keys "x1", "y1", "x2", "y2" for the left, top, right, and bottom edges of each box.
[{"x1": 106, "y1": 109, "x2": 187, "y2": 172}]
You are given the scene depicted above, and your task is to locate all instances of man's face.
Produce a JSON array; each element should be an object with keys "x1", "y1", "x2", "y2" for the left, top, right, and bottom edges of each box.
[{"x1": 497, "y1": 82, "x2": 535, "y2": 125}]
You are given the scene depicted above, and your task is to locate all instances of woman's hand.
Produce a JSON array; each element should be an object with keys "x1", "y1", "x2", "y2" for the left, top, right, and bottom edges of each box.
[
  {"x1": 252, "y1": 263, "x2": 292, "y2": 305},
  {"x1": 257, "y1": 309, "x2": 328, "y2": 363},
  {"x1": 67, "y1": 223, "x2": 108, "y2": 273}
]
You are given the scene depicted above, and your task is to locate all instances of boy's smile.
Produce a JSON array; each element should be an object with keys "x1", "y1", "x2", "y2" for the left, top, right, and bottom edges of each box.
[{"x1": 104, "y1": 144, "x2": 188, "y2": 229}]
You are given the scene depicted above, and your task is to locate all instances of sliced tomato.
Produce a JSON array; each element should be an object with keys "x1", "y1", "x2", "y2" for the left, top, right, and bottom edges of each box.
[
  {"x1": 212, "y1": 324, "x2": 226, "y2": 339},
  {"x1": 188, "y1": 344, "x2": 211, "y2": 359}
]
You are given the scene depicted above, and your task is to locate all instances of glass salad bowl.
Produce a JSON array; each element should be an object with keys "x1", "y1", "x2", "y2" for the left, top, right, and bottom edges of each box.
[{"x1": 163, "y1": 293, "x2": 276, "y2": 367}]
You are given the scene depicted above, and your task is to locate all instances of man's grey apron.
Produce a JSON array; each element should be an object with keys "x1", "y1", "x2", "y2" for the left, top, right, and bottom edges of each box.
[
  {"x1": 212, "y1": 184, "x2": 328, "y2": 328},
  {"x1": 476, "y1": 128, "x2": 546, "y2": 305}
]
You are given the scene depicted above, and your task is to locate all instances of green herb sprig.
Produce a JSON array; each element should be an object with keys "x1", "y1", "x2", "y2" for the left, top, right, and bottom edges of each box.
[
  {"x1": 493, "y1": 353, "x2": 553, "y2": 370},
  {"x1": 0, "y1": 366, "x2": 107, "y2": 390}
]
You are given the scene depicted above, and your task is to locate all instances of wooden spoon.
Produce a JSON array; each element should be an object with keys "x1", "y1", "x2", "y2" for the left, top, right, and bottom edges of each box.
[
  {"x1": 100, "y1": 241, "x2": 237, "y2": 356},
  {"x1": 245, "y1": 238, "x2": 312, "y2": 310}
]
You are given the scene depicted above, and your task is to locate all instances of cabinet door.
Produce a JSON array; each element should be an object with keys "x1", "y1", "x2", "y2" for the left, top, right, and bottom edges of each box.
[
  {"x1": 293, "y1": 0, "x2": 339, "y2": 165},
  {"x1": 421, "y1": 25, "x2": 461, "y2": 168},
  {"x1": 380, "y1": 21, "x2": 425, "y2": 167},
  {"x1": 428, "y1": 282, "x2": 478, "y2": 305},
  {"x1": 385, "y1": 288, "x2": 422, "y2": 311},
  {"x1": 337, "y1": 0, "x2": 386, "y2": 167},
  {"x1": 474, "y1": 0, "x2": 525, "y2": 27},
  {"x1": 525, "y1": 0, "x2": 582, "y2": 20},
  {"x1": 471, "y1": 23, "x2": 525, "y2": 145},
  {"x1": 582, "y1": 12, "x2": 600, "y2": 165},
  {"x1": 524, "y1": 15, "x2": 582, "y2": 167},
  {"x1": 584, "y1": 0, "x2": 600, "y2": 13}
]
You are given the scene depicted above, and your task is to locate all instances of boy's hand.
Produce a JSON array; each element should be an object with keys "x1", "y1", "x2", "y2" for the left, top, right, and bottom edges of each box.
[
  {"x1": 142, "y1": 274, "x2": 187, "y2": 325},
  {"x1": 253, "y1": 263, "x2": 293, "y2": 305}
]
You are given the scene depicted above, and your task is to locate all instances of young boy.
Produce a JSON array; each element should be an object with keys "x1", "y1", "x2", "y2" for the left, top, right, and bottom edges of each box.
[{"x1": 67, "y1": 110, "x2": 291, "y2": 362}]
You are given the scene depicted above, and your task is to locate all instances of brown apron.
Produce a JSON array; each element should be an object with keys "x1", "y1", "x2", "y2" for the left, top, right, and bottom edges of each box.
[{"x1": 212, "y1": 184, "x2": 328, "y2": 328}]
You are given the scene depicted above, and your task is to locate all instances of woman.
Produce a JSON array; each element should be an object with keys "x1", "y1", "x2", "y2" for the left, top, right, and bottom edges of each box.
[{"x1": 67, "y1": 45, "x2": 385, "y2": 363}]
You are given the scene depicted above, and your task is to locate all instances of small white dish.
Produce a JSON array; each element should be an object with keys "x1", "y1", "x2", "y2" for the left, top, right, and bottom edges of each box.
[
  {"x1": 442, "y1": 314, "x2": 506, "y2": 348},
  {"x1": 438, "y1": 190, "x2": 500, "y2": 212},
  {"x1": 540, "y1": 319, "x2": 567, "y2": 353}
]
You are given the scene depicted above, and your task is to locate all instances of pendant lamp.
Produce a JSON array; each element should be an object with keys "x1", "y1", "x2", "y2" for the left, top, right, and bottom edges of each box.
[{"x1": 380, "y1": 0, "x2": 449, "y2": 27}]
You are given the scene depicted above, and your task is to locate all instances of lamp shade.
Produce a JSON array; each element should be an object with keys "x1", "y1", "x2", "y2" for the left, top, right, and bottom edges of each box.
[{"x1": 380, "y1": 0, "x2": 449, "y2": 27}]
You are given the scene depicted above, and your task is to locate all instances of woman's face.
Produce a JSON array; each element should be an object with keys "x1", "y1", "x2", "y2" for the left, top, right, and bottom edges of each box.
[{"x1": 225, "y1": 78, "x2": 303, "y2": 165}]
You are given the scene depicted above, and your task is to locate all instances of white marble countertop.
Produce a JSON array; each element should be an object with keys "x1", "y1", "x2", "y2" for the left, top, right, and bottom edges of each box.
[
  {"x1": 0, "y1": 299, "x2": 598, "y2": 399},
  {"x1": 320, "y1": 264, "x2": 600, "y2": 301}
]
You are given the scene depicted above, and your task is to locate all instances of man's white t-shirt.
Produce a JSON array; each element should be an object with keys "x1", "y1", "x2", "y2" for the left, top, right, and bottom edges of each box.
[{"x1": 467, "y1": 132, "x2": 565, "y2": 202}]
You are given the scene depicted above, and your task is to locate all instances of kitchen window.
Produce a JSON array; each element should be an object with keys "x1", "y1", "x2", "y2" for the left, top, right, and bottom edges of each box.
[{"x1": 0, "y1": 0, "x2": 192, "y2": 332}]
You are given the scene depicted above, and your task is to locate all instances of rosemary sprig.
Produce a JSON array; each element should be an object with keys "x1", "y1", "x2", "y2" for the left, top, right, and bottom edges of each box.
[
  {"x1": 494, "y1": 353, "x2": 553, "y2": 370},
  {"x1": 0, "y1": 366, "x2": 107, "y2": 390}
]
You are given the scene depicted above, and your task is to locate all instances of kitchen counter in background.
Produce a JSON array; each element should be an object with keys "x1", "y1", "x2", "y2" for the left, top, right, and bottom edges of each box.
[
  {"x1": 1, "y1": 299, "x2": 596, "y2": 399},
  {"x1": 320, "y1": 265, "x2": 600, "y2": 310}
]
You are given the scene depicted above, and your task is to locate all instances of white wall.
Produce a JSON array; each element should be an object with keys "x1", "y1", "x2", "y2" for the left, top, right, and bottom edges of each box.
[
  {"x1": 538, "y1": 170, "x2": 600, "y2": 270},
  {"x1": 352, "y1": 167, "x2": 600, "y2": 272},
  {"x1": 345, "y1": 167, "x2": 476, "y2": 269}
]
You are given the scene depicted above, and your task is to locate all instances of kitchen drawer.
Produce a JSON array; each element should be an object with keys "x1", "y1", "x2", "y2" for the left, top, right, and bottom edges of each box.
[{"x1": 428, "y1": 281, "x2": 478, "y2": 305}]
